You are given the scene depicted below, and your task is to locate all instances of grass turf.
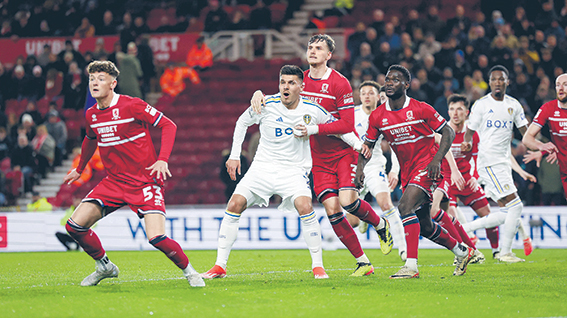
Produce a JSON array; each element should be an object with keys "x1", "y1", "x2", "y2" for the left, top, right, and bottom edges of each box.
[{"x1": 1, "y1": 249, "x2": 566, "y2": 317}]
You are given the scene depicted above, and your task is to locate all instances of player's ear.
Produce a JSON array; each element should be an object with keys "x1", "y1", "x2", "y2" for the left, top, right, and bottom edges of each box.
[{"x1": 110, "y1": 77, "x2": 118, "y2": 90}]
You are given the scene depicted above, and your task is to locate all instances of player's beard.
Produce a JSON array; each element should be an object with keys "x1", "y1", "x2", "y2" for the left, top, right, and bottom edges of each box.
[{"x1": 557, "y1": 94, "x2": 567, "y2": 103}]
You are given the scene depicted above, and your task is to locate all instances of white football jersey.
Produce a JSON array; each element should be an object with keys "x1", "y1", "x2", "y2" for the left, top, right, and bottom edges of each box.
[
  {"x1": 230, "y1": 94, "x2": 333, "y2": 170},
  {"x1": 467, "y1": 93, "x2": 528, "y2": 168}
]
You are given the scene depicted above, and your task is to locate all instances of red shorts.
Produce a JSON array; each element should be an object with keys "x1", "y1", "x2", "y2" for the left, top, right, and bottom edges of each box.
[
  {"x1": 84, "y1": 177, "x2": 166, "y2": 219},
  {"x1": 448, "y1": 176, "x2": 489, "y2": 210},
  {"x1": 405, "y1": 170, "x2": 444, "y2": 199},
  {"x1": 312, "y1": 150, "x2": 358, "y2": 202}
]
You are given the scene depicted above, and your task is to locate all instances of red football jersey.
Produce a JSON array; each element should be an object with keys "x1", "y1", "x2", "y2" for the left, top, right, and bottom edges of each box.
[
  {"x1": 366, "y1": 97, "x2": 447, "y2": 187},
  {"x1": 533, "y1": 100, "x2": 567, "y2": 175},
  {"x1": 441, "y1": 126, "x2": 480, "y2": 178},
  {"x1": 84, "y1": 94, "x2": 172, "y2": 186},
  {"x1": 302, "y1": 68, "x2": 355, "y2": 160}
]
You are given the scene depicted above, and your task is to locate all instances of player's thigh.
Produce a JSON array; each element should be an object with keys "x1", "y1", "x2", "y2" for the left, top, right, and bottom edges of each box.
[
  {"x1": 144, "y1": 213, "x2": 166, "y2": 239},
  {"x1": 336, "y1": 150, "x2": 358, "y2": 192},
  {"x1": 374, "y1": 192, "x2": 394, "y2": 210},
  {"x1": 312, "y1": 161, "x2": 339, "y2": 202},
  {"x1": 125, "y1": 183, "x2": 167, "y2": 218},
  {"x1": 338, "y1": 188, "x2": 358, "y2": 207},
  {"x1": 398, "y1": 184, "x2": 430, "y2": 216},
  {"x1": 70, "y1": 201, "x2": 103, "y2": 228},
  {"x1": 321, "y1": 195, "x2": 342, "y2": 216},
  {"x1": 232, "y1": 164, "x2": 275, "y2": 211},
  {"x1": 275, "y1": 167, "x2": 312, "y2": 214}
]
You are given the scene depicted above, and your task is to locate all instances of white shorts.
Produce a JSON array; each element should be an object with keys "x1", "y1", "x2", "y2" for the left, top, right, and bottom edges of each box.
[
  {"x1": 477, "y1": 163, "x2": 517, "y2": 201},
  {"x1": 359, "y1": 162, "x2": 390, "y2": 198},
  {"x1": 234, "y1": 162, "x2": 312, "y2": 213}
]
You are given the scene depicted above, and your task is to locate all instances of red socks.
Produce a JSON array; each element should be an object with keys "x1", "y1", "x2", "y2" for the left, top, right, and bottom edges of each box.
[
  {"x1": 485, "y1": 227, "x2": 499, "y2": 249},
  {"x1": 149, "y1": 235, "x2": 189, "y2": 270},
  {"x1": 402, "y1": 213, "x2": 420, "y2": 259},
  {"x1": 66, "y1": 219, "x2": 106, "y2": 260},
  {"x1": 344, "y1": 199, "x2": 382, "y2": 228},
  {"x1": 328, "y1": 212, "x2": 364, "y2": 258}
]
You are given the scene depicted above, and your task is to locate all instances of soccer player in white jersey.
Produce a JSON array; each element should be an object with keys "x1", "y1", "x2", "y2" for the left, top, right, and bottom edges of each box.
[
  {"x1": 461, "y1": 65, "x2": 533, "y2": 263},
  {"x1": 202, "y1": 65, "x2": 351, "y2": 279},
  {"x1": 63, "y1": 61, "x2": 205, "y2": 287},
  {"x1": 352, "y1": 81, "x2": 407, "y2": 261}
]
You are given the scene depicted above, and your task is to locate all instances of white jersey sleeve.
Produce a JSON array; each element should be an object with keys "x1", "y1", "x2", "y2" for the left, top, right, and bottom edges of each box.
[
  {"x1": 513, "y1": 99, "x2": 529, "y2": 128},
  {"x1": 390, "y1": 145, "x2": 400, "y2": 174},
  {"x1": 229, "y1": 107, "x2": 261, "y2": 160},
  {"x1": 467, "y1": 100, "x2": 484, "y2": 131}
]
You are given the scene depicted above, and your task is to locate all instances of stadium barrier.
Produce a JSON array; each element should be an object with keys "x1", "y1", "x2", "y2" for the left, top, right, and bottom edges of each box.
[{"x1": 0, "y1": 206, "x2": 565, "y2": 252}]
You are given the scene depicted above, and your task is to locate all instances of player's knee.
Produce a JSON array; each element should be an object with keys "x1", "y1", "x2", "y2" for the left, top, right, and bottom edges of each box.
[
  {"x1": 149, "y1": 234, "x2": 167, "y2": 246},
  {"x1": 295, "y1": 201, "x2": 313, "y2": 216},
  {"x1": 65, "y1": 218, "x2": 88, "y2": 236},
  {"x1": 226, "y1": 195, "x2": 247, "y2": 214},
  {"x1": 419, "y1": 218, "x2": 435, "y2": 237},
  {"x1": 327, "y1": 212, "x2": 345, "y2": 225},
  {"x1": 341, "y1": 198, "x2": 360, "y2": 214}
]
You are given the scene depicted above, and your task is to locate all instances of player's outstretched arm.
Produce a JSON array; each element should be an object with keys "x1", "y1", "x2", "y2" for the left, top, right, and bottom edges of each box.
[
  {"x1": 251, "y1": 90, "x2": 266, "y2": 114},
  {"x1": 426, "y1": 125, "x2": 455, "y2": 180},
  {"x1": 354, "y1": 141, "x2": 375, "y2": 188},
  {"x1": 510, "y1": 154, "x2": 537, "y2": 183},
  {"x1": 522, "y1": 123, "x2": 558, "y2": 154}
]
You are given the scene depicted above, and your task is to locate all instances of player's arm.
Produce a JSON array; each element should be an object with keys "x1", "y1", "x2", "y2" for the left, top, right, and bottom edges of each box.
[
  {"x1": 461, "y1": 127, "x2": 476, "y2": 152},
  {"x1": 250, "y1": 90, "x2": 267, "y2": 114},
  {"x1": 522, "y1": 123, "x2": 558, "y2": 153},
  {"x1": 147, "y1": 114, "x2": 177, "y2": 181},
  {"x1": 510, "y1": 153, "x2": 537, "y2": 183},
  {"x1": 355, "y1": 118, "x2": 380, "y2": 188},
  {"x1": 228, "y1": 107, "x2": 259, "y2": 180},
  {"x1": 339, "y1": 132, "x2": 363, "y2": 152},
  {"x1": 388, "y1": 143, "x2": 400, "y2": 190},
  {"x1": 434, "y1": 133, "x2": 464, "y2": 190},
  {"x1": 462, "y1": 101, "x2": 481, "y2": 152},
  {"x1": 426, "y1": 124, "x2": 455, "y2": 180},
  {"x1": 64, "y1": 131, "x2": 97, "y2": 185}
]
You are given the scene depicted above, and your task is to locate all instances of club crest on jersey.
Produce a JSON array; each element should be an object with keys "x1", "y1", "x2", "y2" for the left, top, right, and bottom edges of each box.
[
  {"x1": 91, "y1": 114, "x2": 97, "y2": 122},
  {"x1": 507, "y1": 107, "x2": 513, "y2": 115},
  {"x1": 406, "y1": 110, "x2": 414, "y2": 121},
  {"x1": 112, "y1": 108, "x2": 121, "y2": 120},
  {"x1": 555, "y1": 110, "x2": 561, "y2": 117},
  {"x1": 382, "y1": 118, "x2": 388, "y2": 124},
  {"x1": 504, "y1": 184, "x2": 510, "y2": 190},
  {"x1": 303, "y1": 114, "x2": 312, "y2": 124},
  {"x1": 320, "y1": 83, "x2": 329, "y2": 94}
]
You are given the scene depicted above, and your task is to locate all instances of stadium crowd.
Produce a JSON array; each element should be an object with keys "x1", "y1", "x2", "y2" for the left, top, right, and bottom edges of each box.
[{"x1": 0, "y1": 0, "x2": 564, "y2": 207}]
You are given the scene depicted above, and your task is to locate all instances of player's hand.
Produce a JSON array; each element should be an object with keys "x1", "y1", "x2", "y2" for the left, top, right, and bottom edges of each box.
[
  {"x1": 423, "y1": 161, "x2": 441, "y2": 180},
  {"x1": 466, "y1": 176, "x2": 478, "y2": 191},
  {"x1": 546, "y1": 151, "x2": 558, "y2": 165},
  {"x1": 354, "y1": 172, "x2": 365, "y2": 189},
  {"x1": 147, "y1": 160, "x2": 172, "y2": 181},
  {"x1": 251, "y1": 90, "x2": 265, "y2": 114},
  {"x1": 63, "y1": 168, "x2": 81, "y2": 185},
  {"x1": 226, "y1": 159, "x2": 241, "y2": 181},
  {"x1": 538, "y1": 142, "x2": 558, "y2": 154},
  {"x1": 387, "y1": 171, "x2": 399, "y2": 191},
  {"x1": 460, "y1": 141, "x2": 472, "y2": 152},
  {"x1": 293, "y1": 124, "x2": 308, "y2": 137},
  {"x1": 360, "y1": 144, "x2": 372, "y2": 159},
  {"x1": 523, "y1": 150, "x2": 543, "y2": 167},
  {"x1": 518, "y1": 170, "x2": 537, "y2": 183},
  {"x1": 451, "y1": 170, "x2": 465, "y2": 191}
]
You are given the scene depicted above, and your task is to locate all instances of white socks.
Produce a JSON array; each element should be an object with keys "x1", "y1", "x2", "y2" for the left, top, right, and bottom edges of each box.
[
  {"x1": 405, "y1": 258, "x2": 418, "y2": 272},
  {"x1": 182, "y1": 263, "x2": 199, "y2": 276},
  {"x1": 500, "y1": 197, "x2": 523, "y2": 255},
  {"x1": 96, "y1": 254, "x2": 113, "y2": 271},
  {"x1": 300, "y1": 211, "x2": 324, "y2": 268},
  {"x1": 356, "y1": 254, "x2": 370, "y2": 264},
  {"x1": 463, "y1": 211, "x2": 507, "y2": 232},
  {"x1": 383, "y1": 207, "x2": 407, "y2": 254},
  {"x1": 215, "y1": 211, "x2": 241, "y2": 269}
]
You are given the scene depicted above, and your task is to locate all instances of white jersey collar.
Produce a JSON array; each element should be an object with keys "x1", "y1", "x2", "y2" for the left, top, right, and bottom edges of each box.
[
  {"x1": 385, "y1": 95, "x2": 410, "y2": 111},
  {"x1": 98, "y1": 92, "x2": 120, "y2": 110}
]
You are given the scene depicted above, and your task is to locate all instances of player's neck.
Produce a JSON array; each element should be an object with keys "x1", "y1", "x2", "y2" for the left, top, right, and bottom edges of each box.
[
  {"x1": 389, "y1": 94, "x2": 406, "y2": 110},
  {"x1": 559, "y1": 100, "x2": 567, "y2": 109},
  {"x1": 450, "y1": 121, "x2": 464, "y2": 133},
  {"x1": 309, "y1": 63, "x2": 328, "y2": 79},
  {"x1": 490, "y1": 92, "x2": 504, "y2": 101},
  {"x1": 96, "y1": 91, "x2": 115, "y2": 110},
  {"x1": 285, "y1": 100, "x2": 299, "y2": 110},
  {"x1": 362, "y1": 104, "x2": 375, "y2": 115}
]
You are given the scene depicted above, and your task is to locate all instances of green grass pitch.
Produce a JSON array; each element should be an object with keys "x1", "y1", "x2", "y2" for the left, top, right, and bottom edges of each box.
[{"x1": 1, "y1": 248, "x2": 566, "y2": 317}]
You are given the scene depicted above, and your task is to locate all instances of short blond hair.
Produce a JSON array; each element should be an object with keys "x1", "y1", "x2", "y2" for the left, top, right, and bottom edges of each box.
[{"x1": 87, "y1": 60, "x2": 120, "y2": 78}]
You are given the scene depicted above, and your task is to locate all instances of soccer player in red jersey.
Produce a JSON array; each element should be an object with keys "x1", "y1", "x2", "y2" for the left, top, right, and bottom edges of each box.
[
  {"x1": 523, "y1": 73, "x2": 565, "y2": 196},
  {"x1": 355, "y1": 65, "x2": 474, "y2": 279},
  {"x1": 251, "y1": 34, "x2": 393, "y2": 276},
  {"x1": 63, "y1": 61, "x2": 205, "y2": 287}
]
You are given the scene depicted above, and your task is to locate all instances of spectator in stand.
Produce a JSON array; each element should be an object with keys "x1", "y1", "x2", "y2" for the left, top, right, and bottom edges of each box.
[
  {"x1": 446, "y1": 5, "x2": 471, "y2": 38},
  {"x1": 11, "y1": 10, "x2": 33, "y2": 38},
  {"x1": 475, "y1": 54, "x2": 490, "y2": 79},
  {"x1": 354, "y1": 42, "x2": 374, "y2": 66},
  {"x1": 0, "y1": 127, "x2": 13, "y2": 162},
  {"x1": 433, "y1": 87, "x2": 453, "y2": 121},
  {"x1": 469, "y1": 26, "x2": 491, "y2": 57},
  {"x1": 363, "y1": 27, "x2": 380, "y2": 55},
  {"x1": 75, "y1": 17, "x2": 96, "y2": 38},
  {"x1": 107, "y1": 41, "x2": 122, "y2": 66},
  {"x1": 489, "y1": 35, "x2": 514, "y2": 71},
  {"x1": 137, "y1": 35, "x2": 156, "y2": 99},
  {"x1": 228, "y1": 10, "x2": 249, "y2": 30},
  {"x1": 0, "y1": 20, "x2": 12, "y2": 37},
  {"x1": 305, "y1": 11, "x2": 326, "y2": 32},
  {"x1": 31, "y1": 124, "x2": 56, "y2": 179},
  {"x1": 38, "y1": 20, "x2": 52, "y2": 37},
  {"x1": 27, "y1": 191, "x2": 53, "y2": 212},
  {"x1": 370, "y1": 9, "x2": 385, "y2": 38},
  {"x1": 97, "y1": 10, "x2": 117, "y2": 35},
  {"x1": 58, "y1": 40, "x2": 86, "y2": 69},
  {"x1": 422, "y1": 5, "x2": 445, "y2": 37},
  {"x1": 435, "y1": 67, "x2": 459, "y2": 95},
  {"x1": 44, "y1": 68, "x2": 64, "y2": 102},
  {"x1": 471, "y1": 69, "x2": 488, "y2": 95},
  {"x1": 535, "y1": 0, "x2": 558, "y2": 32},
  {"x1": 434, "y1": 37, "x2": 458, "y2": 70},
  {"x1": 547, "y1": 35, "x2": 566, "y2": 70},
  {"x1": 500, "y1": 24, "x2": 519, "y2": 50},
  {"x1": 0, "y1": 62, "x2": 12, "y2": 106},
  {"x1": 117, "y1": 42, "x2": 143, "y2": 98},
  {"x1": 185, "y1": 16, "x2": 204, "y2": 33},
  {"x1": 534, "y1": 30, "x2": 547, "y2": 54},
  {"x1": 539, "y1": 48, "x2": 558, "y2": 80},
  {"x1": 186, "y1": 36, "x2": 213, "y2": 71},
  {"x1": 416, "y1": 32, "x2": 441, "y2": 61},
  {"x1": 415, "y1": 68, "x2": 437, "y2": 105},
  {"x1": 379, "y1": 22, "x2": 401, "y2": 52},
  {"x1": 250, "y1": 0, "x2": 271, "y2": 30},
  {"x1": 160, "y1": 62, "x2": 201, "y2": 98},
  {"x1": 11, "y1": 134, "x2": 36, "y2": 193},
  {"x1": 37, "y1": 45, "x2": 52, "y2": 68},
  {"x1": 92, "y1": 38, "x2": 109, "y2": 60},
  {"x1": 515, "y1": 18, "x2": 536, "y2": 42},
  {"x1": 421, "y1": 54, "x2": 442, "y2": 84},
  {"x1": 44, "y1": 109, "x2": 67, "y2": 167},
  {"x1": 510, "y1": 71, "x2": 534, "y2": 107},
  {"x1": 204, "y1": 0, "x2": 228, "y2": 33},
  {"x1": 133, "y1": 16, "x2": 151, "y2": 36},
  {"x1": 29, "y1": 66, "x2": 45, "y2": 102},
  {"x1": 155, "y1": 15, "x2": 173, "y2": 33},
  {"x1": 63, "y1": 61, "x2": 88, "y2": 110},
  {"x1": 12, "y1": 65, "x2": 31, "y2": 101},
  {"x1": 407, "y1": 78, "x2": 428, "y2": 102},
  {"x1": 347, "y1": 22, "x2": 367, "y2": 63},
  {"x1": 451, "y1": 50, "x2": 472, "y2": 87},
  {"x1": 118, "y1": 12, "x2": 136, "y2": 53}
]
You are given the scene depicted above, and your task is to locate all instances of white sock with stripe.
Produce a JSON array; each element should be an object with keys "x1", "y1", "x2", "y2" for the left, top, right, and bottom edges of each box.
[
  {"x1": 300, "y1": 211, "x2": 324, "y2": 268},
  {"x1": 500, "y1": 197, "x2": 523, "y2": 255},
  {"x1": 383, "y1": 207, "x2": 406, "y2": 254},
  {"x1": 215, "y1": 211, "x2": 241, "y2": 269},
  {"x1": 462, "y1": 211, "x2": 507, "y2": 232}
]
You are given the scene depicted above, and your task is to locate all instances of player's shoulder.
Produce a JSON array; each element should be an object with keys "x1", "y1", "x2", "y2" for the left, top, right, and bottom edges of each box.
[
  {"x1": 504, "y1": 94, "x2": 522, "y2": 107},
  {"x1": 473, "y1": 94, "x2": 490, "y2": 105},
  {"x1": 540, "y1": 99, "x2": 557, "y2": 111},
  {"x1": 265, "y1": 93, "x2": 282, "y2": 106},
  {"x1": 301, "y1": 96, "x2": 329, "y2": 115}
]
